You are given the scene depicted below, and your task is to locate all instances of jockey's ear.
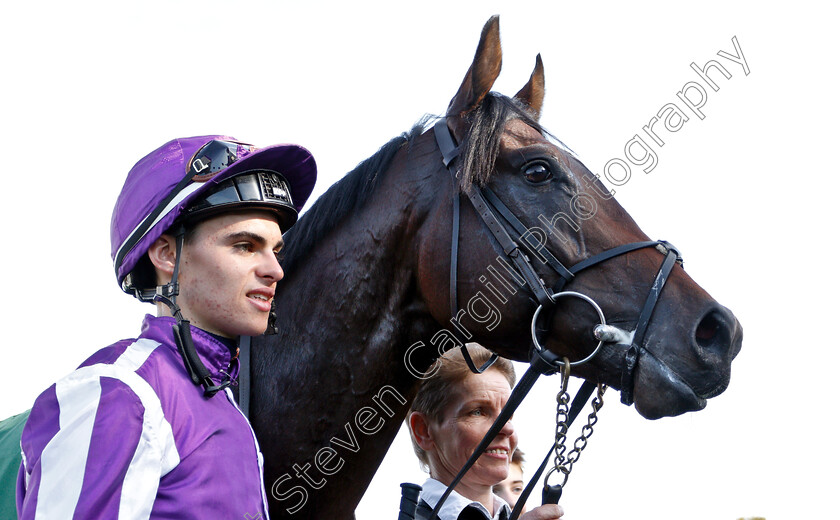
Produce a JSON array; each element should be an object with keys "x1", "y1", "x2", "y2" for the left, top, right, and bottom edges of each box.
[
  {"x1": 446, "y1": 15, "x2": 502, "y2": 138},
  {"x1": 514, "y1": 54, "x2": 545, "y2": 120},
  {"x1": 147, "y1": 234, "x2": 178, "y2": 283}
]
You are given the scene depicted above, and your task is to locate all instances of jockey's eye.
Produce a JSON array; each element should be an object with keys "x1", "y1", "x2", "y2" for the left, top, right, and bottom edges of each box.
[{"x1": 522, "y1": 161, "x2": 552, "y2": 184}]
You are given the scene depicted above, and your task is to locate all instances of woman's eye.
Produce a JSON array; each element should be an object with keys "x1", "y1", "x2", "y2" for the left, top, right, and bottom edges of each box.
[{"x1": 523, "y1": 162, "x2": 552, "y2": 183}]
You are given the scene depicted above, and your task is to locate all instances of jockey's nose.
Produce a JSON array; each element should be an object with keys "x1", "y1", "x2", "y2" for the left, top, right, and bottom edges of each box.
[{"x1": 260, "y1": 251, "x2": 284, "y2": 283}]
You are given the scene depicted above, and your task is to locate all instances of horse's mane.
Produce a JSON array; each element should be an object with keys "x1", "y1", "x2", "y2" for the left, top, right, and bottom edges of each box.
[
  {"x1": 281, "y1": 122, "x2": 427, "y2": 272},
  {"x1": 281, "y1": 94, "x2": 557, "y2": 271}
]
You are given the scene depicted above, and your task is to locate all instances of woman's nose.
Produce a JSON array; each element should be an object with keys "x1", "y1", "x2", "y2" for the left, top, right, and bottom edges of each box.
[{"x1": 498, "y1": 416, "x2": 515, "y2": 436}]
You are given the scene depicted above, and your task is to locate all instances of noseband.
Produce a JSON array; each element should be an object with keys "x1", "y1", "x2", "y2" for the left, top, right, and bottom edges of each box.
[{"x1": 434, "y1": 118, "x2": 682, "y2": 402}]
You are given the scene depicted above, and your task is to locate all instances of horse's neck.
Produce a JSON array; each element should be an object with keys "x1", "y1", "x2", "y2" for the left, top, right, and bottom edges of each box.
[
  {"x1": 277, "y1": 191, "x2": 431, "y2": 363},
  {"x1": 254, "y1": 140, "x2": 443, "y2": 517},
  {"x1": 274, "y1": 133, "x2": 442, "y2": 374}
]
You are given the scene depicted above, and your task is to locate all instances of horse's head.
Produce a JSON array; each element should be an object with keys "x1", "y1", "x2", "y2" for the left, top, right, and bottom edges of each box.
[{"x1": 418, "y1": 16, "x2": 742, "y2": 419}]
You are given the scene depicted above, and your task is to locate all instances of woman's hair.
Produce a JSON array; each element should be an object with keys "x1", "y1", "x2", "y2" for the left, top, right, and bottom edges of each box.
[{"x1": 406, "y1": 343, "x2": 516, "y2": 471}]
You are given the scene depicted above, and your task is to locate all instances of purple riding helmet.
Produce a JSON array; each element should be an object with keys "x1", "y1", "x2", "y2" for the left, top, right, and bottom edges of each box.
[{"x1": 110, "y1": 135, "x2": 317, "y2": 394}]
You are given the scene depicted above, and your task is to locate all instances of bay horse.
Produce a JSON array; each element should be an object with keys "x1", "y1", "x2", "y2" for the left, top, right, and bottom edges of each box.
[{"x1": 245, "y1": 16, "x2": 742, "y2": 519}]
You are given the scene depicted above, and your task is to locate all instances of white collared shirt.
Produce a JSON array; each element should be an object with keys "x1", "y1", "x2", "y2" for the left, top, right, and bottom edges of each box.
[{"x1": 419, "y1": 477, "x2": 512, "y2": 520}]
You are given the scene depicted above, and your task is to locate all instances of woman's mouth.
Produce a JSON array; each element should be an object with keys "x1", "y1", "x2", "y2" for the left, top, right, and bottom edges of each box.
[{"x1": 484, "y1": 447, "x2": 509, "y2": 459}]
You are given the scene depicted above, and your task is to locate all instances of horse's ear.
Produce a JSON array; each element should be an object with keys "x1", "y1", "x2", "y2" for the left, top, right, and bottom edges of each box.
[
  {"x1": 446, "y1": 15, "x2": 503, "y2": 133},
  {"x1": 514, "y1": 54, "x2": 545, "y2": 120}
]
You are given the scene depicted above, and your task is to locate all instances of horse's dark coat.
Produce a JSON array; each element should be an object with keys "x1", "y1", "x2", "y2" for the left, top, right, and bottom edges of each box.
[{"x1": 247, "y1": 16, "x2": 741, "y2": 519}]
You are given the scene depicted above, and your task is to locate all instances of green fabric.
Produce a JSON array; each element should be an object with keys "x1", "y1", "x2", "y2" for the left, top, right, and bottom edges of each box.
[{"x1": 0, "y1": 410, "x2": 29, "y2": 520}]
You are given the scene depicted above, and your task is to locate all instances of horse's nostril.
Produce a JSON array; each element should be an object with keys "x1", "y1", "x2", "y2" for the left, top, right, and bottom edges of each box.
[
  {"x1": 696, "y1": 314, "x2": 718, "y2": 346},
  {"x1": 695, "y1": 309, "x2": 731, "y2": 354}
]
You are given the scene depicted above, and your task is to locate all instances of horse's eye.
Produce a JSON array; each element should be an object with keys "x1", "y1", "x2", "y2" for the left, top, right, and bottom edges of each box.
[{"x1": 523, "y1": 162, "x2": 552, "y2": 184}]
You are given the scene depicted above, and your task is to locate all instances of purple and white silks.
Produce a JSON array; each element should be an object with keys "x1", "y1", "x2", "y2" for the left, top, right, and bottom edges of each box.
[{"x1": 17, "y1": 315, "x2": 269, "y2": 519}]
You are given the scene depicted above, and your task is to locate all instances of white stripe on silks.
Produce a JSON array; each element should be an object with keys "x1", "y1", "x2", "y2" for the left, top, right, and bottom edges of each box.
[
  {"x1": 34, "y1": 339, "x2": 180, "y2": 520},
  {"x1": 35, "y1": 376, "x2": 101, "y2": 520},
  {"x1": 112, "y1": 339, "x2": 180, "y2": 520},
  {"x1": 116, "y1": 338, "x2": 158, "y2": 372}
]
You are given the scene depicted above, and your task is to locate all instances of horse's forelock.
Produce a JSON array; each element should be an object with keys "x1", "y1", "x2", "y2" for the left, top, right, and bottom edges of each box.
[{"x1": 452, "y1": 93, "x2": 547, "y2": 190}]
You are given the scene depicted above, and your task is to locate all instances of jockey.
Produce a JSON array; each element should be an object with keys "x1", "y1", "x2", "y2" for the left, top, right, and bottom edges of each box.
[{"x1": 17, "y1": 136, "x2": 316, "y2": 519}]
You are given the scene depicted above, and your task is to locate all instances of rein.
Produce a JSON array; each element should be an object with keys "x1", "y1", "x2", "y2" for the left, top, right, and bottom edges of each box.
[{"x1": 426, "y1": 118, "x2": 684, "y2": 518}]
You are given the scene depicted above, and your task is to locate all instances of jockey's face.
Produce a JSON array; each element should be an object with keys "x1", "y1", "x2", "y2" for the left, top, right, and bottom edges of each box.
[{"x1": 174, "y1": 211, "x2": 284, "y2": 338}]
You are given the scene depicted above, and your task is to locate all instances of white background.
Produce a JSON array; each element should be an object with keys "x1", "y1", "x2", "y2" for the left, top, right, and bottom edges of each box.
[{"x1": 2, "y1": 2, "x2": 837, "y2": 519}]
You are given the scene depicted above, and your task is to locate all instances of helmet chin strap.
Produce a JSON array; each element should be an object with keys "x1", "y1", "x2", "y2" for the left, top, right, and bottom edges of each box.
[{"x1": 153, "y1": 225, "x2": 232, "y2": 397}]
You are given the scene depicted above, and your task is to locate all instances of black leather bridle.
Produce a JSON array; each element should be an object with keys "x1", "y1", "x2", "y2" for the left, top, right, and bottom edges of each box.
[
  {"x1": 429, "y1": 117, "x2": 683, "y2": 517},
  {"x1": 434, "y1": 117, "x2": 683, "y2": 403}
]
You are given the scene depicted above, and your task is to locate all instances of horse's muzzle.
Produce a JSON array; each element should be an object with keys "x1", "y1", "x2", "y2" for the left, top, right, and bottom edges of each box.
[{"x1": 633, "y1": 302, "x2": 743, "y2": 419}]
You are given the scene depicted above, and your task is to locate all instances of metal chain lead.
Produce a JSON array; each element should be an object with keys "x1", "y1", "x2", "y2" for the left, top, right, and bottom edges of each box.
[
  {"x1": 544, "y1": 361, "x2": 607, "y2": 493},
  {"x1": 563, "y1": 383, "x2": 606, "y2": 471},
  {"x1": 545, "y1": 360, "x2": 571, "y2": 489}
]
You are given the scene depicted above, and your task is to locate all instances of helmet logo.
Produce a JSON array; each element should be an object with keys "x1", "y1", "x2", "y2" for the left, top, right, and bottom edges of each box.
[
  {"x1": 192, "y1": 156, "x2": 211, "y2": 174},
  {"x1": 258, "y1": 171, "x2": 292, "y2": 203},
  {"x1": 191, "y1": 157, "x2": 216, "y2": 182}
]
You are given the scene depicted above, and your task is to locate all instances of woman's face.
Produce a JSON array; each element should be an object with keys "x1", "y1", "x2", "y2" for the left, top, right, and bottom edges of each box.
[{"x1": 426, "y1": 369, "x2": 518, "y2": 498}]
